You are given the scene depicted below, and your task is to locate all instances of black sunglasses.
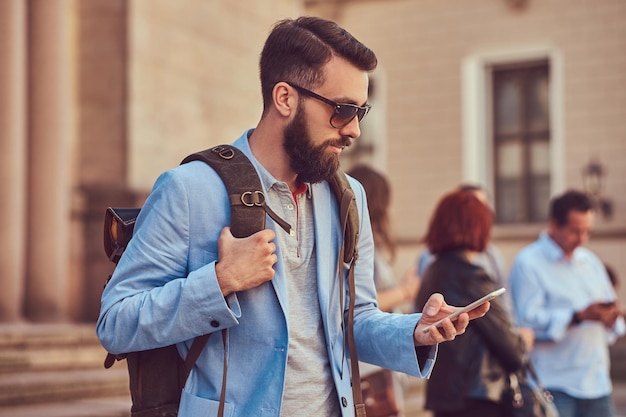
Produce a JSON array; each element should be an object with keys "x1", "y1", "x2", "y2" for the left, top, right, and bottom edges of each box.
[{"x1": 285, "y1": 82, "x2": 371, "y2": 129}]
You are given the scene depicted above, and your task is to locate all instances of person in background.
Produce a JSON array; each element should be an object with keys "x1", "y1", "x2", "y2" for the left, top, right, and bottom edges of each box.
[
  {"x1": 509, "y1": 190, "x2": 625, "y2": 417},
  {"x1": 348, "y1": 165, "x2": 421, "y2": 417},
  {"x1": 417, "y1": 184, "x2": 513, "y2": 317},
  {"x1": 348, "y1": 165, "x2": 420, "y2": 313},
  {"x1": 415, "y1": 190, "x2": 534, "y2": 417}
]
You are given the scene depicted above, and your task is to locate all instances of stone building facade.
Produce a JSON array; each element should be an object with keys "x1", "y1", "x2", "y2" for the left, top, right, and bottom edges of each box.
[
  {"x1": 0, "y1": 0, "x2": 624, "y2": 323},
  {"x1": 308, "y1": 0, "x2": 626, "y2": 298},
  {"x1": 0, "y1": 0, "x2": 303, "y2": 323}
]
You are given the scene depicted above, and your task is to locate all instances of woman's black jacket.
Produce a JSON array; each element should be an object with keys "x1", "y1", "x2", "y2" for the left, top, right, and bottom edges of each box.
[{"x1": 414, "y1": 251, "x2": 527, "y2": 412}]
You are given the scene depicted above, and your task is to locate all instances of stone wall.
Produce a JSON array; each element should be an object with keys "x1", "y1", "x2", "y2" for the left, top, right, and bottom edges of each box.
[{"x1": 308, "y1": 0, "x2": 626, "y2": 299}]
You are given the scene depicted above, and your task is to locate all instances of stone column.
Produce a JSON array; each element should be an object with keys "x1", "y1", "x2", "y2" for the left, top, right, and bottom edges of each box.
[
  {"x1": 24, "y1": 0, "x2": 74, "y2": 322},
  {"x1": 0, "y1": 0, "x2": 27, "y2": 322},
  {"x1": 76, "y1": 0, "x2": 130, "y2": 321}
]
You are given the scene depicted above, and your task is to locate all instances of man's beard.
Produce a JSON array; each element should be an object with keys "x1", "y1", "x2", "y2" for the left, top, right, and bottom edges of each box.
[{"x1": 283, "y1": 108, "x2": 351, "y2": 184}]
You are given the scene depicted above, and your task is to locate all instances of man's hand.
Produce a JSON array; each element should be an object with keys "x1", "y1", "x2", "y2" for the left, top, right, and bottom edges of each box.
[
  {"x1": 413, "y1": 293, "x2": 490, "y2": 346},
  {"x1": 215, "y1": 227, "x2": 277, "y2": 296},
  {"x1": 577, "y1": 301, "x2": 622, "y2": 328}
]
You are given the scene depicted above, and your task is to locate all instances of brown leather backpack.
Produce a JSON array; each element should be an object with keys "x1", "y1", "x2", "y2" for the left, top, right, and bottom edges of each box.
[{"x1": 102, "y1": 144, "x2": 363, "y2": 417}]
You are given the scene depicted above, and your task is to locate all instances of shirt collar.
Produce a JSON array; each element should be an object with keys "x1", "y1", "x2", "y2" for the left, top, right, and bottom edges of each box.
[
  {"x1": 292, "y1": 181, "x2": 310, "y2": 199},
  {"x1": 538, "y1": 230, "x2": 583, "y2": 262}
]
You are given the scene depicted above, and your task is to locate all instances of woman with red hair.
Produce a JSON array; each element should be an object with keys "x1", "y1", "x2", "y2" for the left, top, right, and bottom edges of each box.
[{"x1": 415, "y1": 190, "x2": 533, "y2": 417}]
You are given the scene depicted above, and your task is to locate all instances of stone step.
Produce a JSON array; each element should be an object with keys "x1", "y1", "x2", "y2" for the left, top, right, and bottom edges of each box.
[
  {"x1": 0, "y1": 366, "x2": 129, "y2": 407},
  {"x1": 0, "y1": 324, "x2": 100, "y2": 348},
  {"x1": 0, "y1": 323, "x2": 130, "y2": 408},
  {"x1": 0, "y1": 395, "x2": 131, "y2": 417},
  {"x1": 0, "y1": 323, "x2": 110, "y2": 373}
]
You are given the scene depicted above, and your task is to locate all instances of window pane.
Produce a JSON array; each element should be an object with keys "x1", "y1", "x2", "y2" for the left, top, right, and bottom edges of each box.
[
  {"x1": 530, "y1": 141, "x2": 550, "y2": 175},
  {"x1": 494, "y1": 75, "x2": 522, "y2": 135},
  {"x1": 496, "y1": 141, "x2": 523, "y2": 177},
  {"x1": 491, "y1": 61, "x2": 550, "y2": 224},
  {"x1": 529, "y1": 175, "x2": 550, "y2": 222},
  {"x1": 528, "y1": 70, "x2": 550, "y2": 132},
  {"x1": 495, "y1": 178, "x2": 522, "y2": 223}
]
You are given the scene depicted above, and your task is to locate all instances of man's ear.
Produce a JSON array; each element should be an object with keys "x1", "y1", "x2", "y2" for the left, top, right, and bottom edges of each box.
[{"x1": 272, "y1": 82, "x2": 297, "y2": 118}]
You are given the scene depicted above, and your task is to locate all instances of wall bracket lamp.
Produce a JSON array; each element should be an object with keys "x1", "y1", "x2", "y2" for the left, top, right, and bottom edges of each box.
[{"x1": 582, "y1": 159, "x2": 613, "y2": 220}]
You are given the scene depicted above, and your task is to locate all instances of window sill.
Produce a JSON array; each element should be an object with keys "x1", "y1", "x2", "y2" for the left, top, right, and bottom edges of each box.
[{"x1": 493, "y1": 223, "x2": 626, "y2": 241}]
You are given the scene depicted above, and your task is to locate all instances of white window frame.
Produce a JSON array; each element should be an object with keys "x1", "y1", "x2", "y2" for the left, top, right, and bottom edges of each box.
[{"x1": 461, "y1": 46, "x2": 565, "y2": 213}]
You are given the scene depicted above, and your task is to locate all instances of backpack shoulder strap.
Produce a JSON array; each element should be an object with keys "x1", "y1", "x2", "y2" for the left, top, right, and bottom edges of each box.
[
  {"x1": 327, "y1": 169, "x2": 359, "y2": 262},
  {"x1": 181, "y1": 145, "x2": 292, "y2": 237},
  {"x1": 179, "y1": 145, "x2": 294, "y2": 417},
  {"x1": 327, "y1": 169, "x2": 365, "y2": 416},
  {"x1": 181, "y1": 145, "x2": 266, "y2": 238}
]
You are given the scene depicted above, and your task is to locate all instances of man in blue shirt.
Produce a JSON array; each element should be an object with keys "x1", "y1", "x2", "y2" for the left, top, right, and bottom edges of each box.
[{"x1": 509, "y1": 190, "x2": 624, "y2": 417}]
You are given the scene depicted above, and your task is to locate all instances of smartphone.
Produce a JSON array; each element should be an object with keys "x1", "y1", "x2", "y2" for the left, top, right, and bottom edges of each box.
[{"x1": 421, "y1": 287, "x2": 506, "y2": 334}]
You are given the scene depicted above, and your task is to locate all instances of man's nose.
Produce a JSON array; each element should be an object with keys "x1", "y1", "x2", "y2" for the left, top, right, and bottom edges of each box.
[{"x1": 338, "y1": 116, "x2": 361, "y2": 139}]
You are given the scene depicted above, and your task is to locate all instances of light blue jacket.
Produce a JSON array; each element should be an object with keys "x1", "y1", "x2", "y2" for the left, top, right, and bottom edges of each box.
[{"x1": 97, "y1": 131, "x2": 434, "y2": 417}]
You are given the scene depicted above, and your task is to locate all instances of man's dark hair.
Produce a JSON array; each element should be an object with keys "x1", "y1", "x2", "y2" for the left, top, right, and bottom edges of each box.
[
  {"x1": 259, "y1": 16, "x2": 377, "y2": 114},
  {"x1": 550, "y1": 190, "x2": 593, "y2": 226}
]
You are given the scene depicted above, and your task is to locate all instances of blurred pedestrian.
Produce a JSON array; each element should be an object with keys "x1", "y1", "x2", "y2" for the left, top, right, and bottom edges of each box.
[
  {"x1": 349, "y1": 164, "x2": 421, "y2": 417},
  {"x1": 509, "y1": 190, "x2": 625, "y2": 417},
  {"x1": 349, "y1": 165, "x2": 420, "y2": 313},
  {"x1": 415, "y1": 190, "x2": 533, "y2": 417},
  {"x1": 416, "y1": 184, "x2": 513, "y2": 318}
]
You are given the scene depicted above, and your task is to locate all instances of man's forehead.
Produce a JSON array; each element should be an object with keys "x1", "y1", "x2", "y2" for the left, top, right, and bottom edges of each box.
[
  {"x1": 563, "y1": 209, "x2": 594, "y2": 228},
  {"x1": 320, "y1": 57, "x2": 369, "y2": 101}
]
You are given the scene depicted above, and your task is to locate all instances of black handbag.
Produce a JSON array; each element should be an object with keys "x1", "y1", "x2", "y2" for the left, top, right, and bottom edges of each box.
[{"x1": 503, "y1": 362, "x2": 559, "y2": 417}]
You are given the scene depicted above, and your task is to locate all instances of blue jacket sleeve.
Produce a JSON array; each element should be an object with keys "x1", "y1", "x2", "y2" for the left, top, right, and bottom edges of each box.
[{"x1": 97, "y1": 168, "x2": 240, "y2": 354}]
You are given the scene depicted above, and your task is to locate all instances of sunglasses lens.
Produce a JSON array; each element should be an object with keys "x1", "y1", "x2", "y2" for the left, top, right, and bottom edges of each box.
[
  {"x1": 356, "y1": 106, "x2": 369, "y2": 121},
  {"x1": 332, "y1": 105, "x2": 360, "y2": 127}
]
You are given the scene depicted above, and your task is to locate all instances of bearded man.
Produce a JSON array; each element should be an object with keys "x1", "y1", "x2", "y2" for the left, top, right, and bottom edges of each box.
[{"x1": 97, "y1": 16, "x2": 487, "y2": 417}]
